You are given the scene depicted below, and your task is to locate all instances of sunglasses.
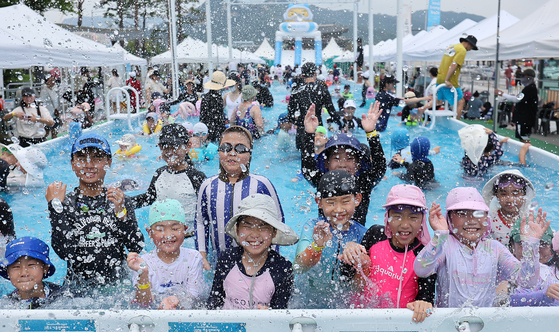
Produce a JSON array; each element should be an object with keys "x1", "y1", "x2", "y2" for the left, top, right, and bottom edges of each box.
[
  {"x1": 218, "y1": 143, "x2": 251, "y2": 154},
  {"x1": 387, "y1": 204, "x2": 425, "y2": 214}
]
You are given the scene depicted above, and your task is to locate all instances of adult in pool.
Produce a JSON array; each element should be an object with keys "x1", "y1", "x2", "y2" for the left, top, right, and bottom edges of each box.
[
  {"x1": 195, "y1": 126, "x2": 285, "y2": 270},
  {"x1": 200, "y1": 71, "x2": 235, "y2": 142}
]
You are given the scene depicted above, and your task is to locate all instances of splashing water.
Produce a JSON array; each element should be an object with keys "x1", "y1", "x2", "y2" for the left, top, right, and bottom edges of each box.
[
  {"x1": 51, "y1": 198, "x2": 63, "y2": 213},
  {"x1": 240, "y1": 164, "x2": 247, "y2": 172},
  {"x1": 529, "y1": 201, "x2": 539, "y2": 212},
  {"x1": 398, "y1": 99, "x2": 406, "y2": 107},
  {"x1": 545, "y1": 183, "x2": 554, "y2": 191},
  {"x1": 517, "y1": 93, "x2": 525, "y2": 101},
  {"x1": 472, "y1": 210, "x2": 485, "y2": 218}
]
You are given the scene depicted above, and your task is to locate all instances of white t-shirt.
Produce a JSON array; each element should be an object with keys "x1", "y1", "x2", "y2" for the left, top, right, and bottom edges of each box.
[
  {"x1": 133, "y1": 248, "x2": 204, "y2": 305},
  {"x1": 13, "y1": 105, "x2": 53, "y2": 139},
  {"x1": 39, "y1": 86, "x2": 60, "y2": 117}
]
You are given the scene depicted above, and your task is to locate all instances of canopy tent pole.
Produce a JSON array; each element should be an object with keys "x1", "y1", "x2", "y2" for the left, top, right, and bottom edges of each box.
[
  {"x1": 206, "y1": 0, "x2": 214, "y2": 73},
  {"x1": 353, "y1": 1, "x2": 358, "y2": 85},
  {"x1": 227, "y1": 0, "x2": 233, "y2": 63},
  {"x1": 168, "y1": 0, "x2": 179, "y2": 99},
  {"x1": 396, "y1": 0, "x2": 403, "y2": 97},
  {"x1": 492, "y1": 0, "x2": 501, "y2": 132},
  {"x1": 368, "y1": 0, "x2": 373, "y2": 74}
]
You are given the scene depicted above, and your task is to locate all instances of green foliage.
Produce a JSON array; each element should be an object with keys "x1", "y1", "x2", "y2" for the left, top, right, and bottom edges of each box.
[{"x1": 0, "y1": 0, "x2": 73, "y2": 14}]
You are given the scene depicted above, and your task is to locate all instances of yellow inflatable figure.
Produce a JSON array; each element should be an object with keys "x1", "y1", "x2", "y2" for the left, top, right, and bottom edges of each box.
[{"x1": 115, "y1": 134, "x2": 142, "y2": 158}]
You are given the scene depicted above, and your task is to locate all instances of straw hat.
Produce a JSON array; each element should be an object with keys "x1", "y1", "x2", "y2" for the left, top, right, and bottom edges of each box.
[{"x1": 204, "y1": 71, "x2": 235, "y2": 90}]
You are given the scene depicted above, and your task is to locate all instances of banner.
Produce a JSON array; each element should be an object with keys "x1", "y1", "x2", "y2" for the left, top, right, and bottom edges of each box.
[{"x1": 427, "y1": 0, "x2": 441, "y2": 31}]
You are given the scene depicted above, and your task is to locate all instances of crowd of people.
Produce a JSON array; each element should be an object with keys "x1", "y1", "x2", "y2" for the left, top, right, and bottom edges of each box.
[{"x1": 0, "y1": 36, "x2": 554, "y2": 323}]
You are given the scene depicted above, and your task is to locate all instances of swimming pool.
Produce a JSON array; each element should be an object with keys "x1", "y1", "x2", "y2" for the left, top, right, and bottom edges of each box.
[{"x1": 2, "y1": 80, "x2": 559, "y2": 299}]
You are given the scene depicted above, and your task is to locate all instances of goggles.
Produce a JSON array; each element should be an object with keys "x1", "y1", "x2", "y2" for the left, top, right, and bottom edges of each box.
[
  {"x1": 387, "y1": 204, "x2": 425, "y2": 214},
  {"x1": 218, "y1": 142, "x2": 252, "y2": 154}
]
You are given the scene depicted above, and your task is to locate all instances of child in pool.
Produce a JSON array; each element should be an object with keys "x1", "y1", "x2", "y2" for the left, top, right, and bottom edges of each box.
[
  {"x1": 127, "y1": 199, "x2": 204, "y2": 309},
  {"x1": 114, "y1": 134, "x2": 142, "y2": 158},
  {"x1": 45, "y1": 133, "x2": 144, "y2": 289},
  {"x1": 290, "y1": 126, "x2": 328, "y2": 182},
  {"x1": 388, "y1": 128, "x2": 441, "y2": 170},
  {"x1": 141, "y1": 112, "x2": 163, "y2": 136},
  {"x1": 275, "y1": 113, "x2": 296, "y2": 151},
  {"x1": 459, "y1": 125, "x2": 503, "y2": 176},
  {"x1": 0, "y1": 237, "x2": 62, "y2": 309},
  {"x1": 340, "y1": 184, "x2": 435, "y2": 322},
  {"x1": 132, "y1": 124, "x2": 206, "y2": 241},
  {"x1": 481, "y1": 170, "x2": 536, "y2": 246},
  {"x1": 159, "y1": 107, "x2": 176, "y2": 126},
  {"x1": 392, "y1": 137, "x2": 436, "y2": 187},
  {"x1": 187, "y1": 123, "x2": 218, "y2": 162},
  {"x1": 292, "y1": 170, "x2": 366, "y2": 309},
  {"x1": 341, "y1": 84, "x2": 353, "y2": 100},
  {"x1": 414, "y1": 187, "x2": 550, "y2": 307},
  {"x1": 207, "y1": 194, "x2": 298, "y2": 310}
]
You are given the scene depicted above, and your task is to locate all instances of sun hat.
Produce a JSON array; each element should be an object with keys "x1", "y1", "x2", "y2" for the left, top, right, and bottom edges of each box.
[
  {"x1": 382, "y1": 184, "x2": 430, "y2": 245},
  {"x1": 445, "y1": 187, "x2": 490, "y2": 238},
  {"x1": 204, "y1": 71, "x2": 236, "y2": 90},
  {"x1": 21, "y1": 87, "x2": 36, "y2": 97},
  {"x1": 458, "y1": 124, "x2": 488, "y2": 165},
  {"x1": 0, "y1": 237, "x2": 55, "y2": 279},
  {"x1": 129, "y1": 71, "x2": 136, "y2": 78},
  {"x1": 193, "y1": 122, "x2": 209, "y2": 136},
  {"x1": 391, "y1": 128, "x2": 410, "y2": 151},
  {"x1": 159, "y1": 123, "x2": 190, "y2": 146},
  {"x1": 71, "y1": 133, "x2": 111, "y2": 157},
  {"x1": 115, "y1": 134, "x2": 137, "y2": 147},
  {"x1": 362, "y1": 71, "x2": 370, "y2": 79},
  {"x1": 481, "y1": 169, "x2": 535, "y2": 215},
  {"x1": 343, "y1": 99, "x2": 357, "y2": 109},
  {"x1": 509, "y1": 217, "x2": 553, "y2": 245},
  {"x1": 225, "y1": 194, "x2": 299, "y2": 246},
  {"x1": 404, "y1": 91, "x2": 416, "y2": 99},
  {"x1": 459, "y1": 35, "x2": 479, "y2": 51},
  {"x1": 317, "y1": 133, "x2": 370, "y2": 173},
  {"x1": 148, "y1": 199, "x2": 186, "y2": 227},
  {"x1": 316, "y1": 170, "x2": 358, "y2": 199},
  {"x1": 241, "y1": 85, "x2": 258, "y2": 102},
  {"x1": 16, "y1": 148, "x2": 47, "y2": 178}
]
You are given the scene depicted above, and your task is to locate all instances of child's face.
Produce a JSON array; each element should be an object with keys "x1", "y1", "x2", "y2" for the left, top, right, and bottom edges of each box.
[
  {"x1": 236, "y1": 216, "x2": 276, "y2": 257},
  {"x1": 326, "y1": 147, "x2": 360, "y2": 176},
  {"x1": 0, "y1": 151, "x2": 17, "y2": 166},
  {"x1": 317, "y1": 193, "x2": 361, "y2": 229},
  {"x1": 387, "y1": 207, "x2": 424, "y2": 248},
  {"x1": 159, "y1": 142, "x2": 188, "y2": 168},
  {"x1": 495, "y1": 184, "x2": 526, "y2": 215},
  {"x1": 7, "y1": 256, "x2": 49, "y2": 293},
  {"x1": 449, "y1": 209, "x2": 488, "y2": 248},
  {"x1": 71, "y1": 149, "x2": 111, "y2": 186},
  {"x1": 344, "y1": 107, "x2": 356, "y2": 119},
  {"x1": 344, "y1": 87, "x2": 350, "y2": 92},
  {"x1": 149, "y1": 220, "x2": 187, "y2": 255},
  {"x1": 314, "y1": 133, "x2": 328, "y2": 148},
  {"x1": 119, "y1": 144, "x2": 128, "y2": 151},
  {"x1": 188, "y1": 136, "x2": 202, "y2": 149},
  {"x1": 279, "y1": 122, "x2": 292, "y2": 131},
  {"x1": 512, "y1": 241, "x2": 553, "y2": 265},
  {"x1": 147, "y1": 118, "x2": 157, "y2": 131}
]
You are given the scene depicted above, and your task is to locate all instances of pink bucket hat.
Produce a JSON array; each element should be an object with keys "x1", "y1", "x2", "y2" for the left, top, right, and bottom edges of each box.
[
  {"x1": 445, "y1": 187, "x2": 490, "y2": 238},
  {"x1": 382, "y1": 184, "x2": 431, "y2": 246}
]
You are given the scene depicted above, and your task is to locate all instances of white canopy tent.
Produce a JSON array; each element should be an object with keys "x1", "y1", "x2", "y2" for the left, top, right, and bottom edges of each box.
[
  {"x1": 253, "y1": 38, "x2": 275, "y2": 61},
  {"x1": 0, "y1": 4, "x2": 126, "y2": 69},
  {"x1": 152, "y1": 37, "x2": 265, "y2": 65},
  {"x1": 112, "y1": 44, "x2": 147, "y2": 66},
  {"x1": 322, "y1": 38, "x2": 344, "y2": 60},
  {"x1": 471, "y1": 0, "x2": 559, "y2": 60},
  {"x1": 406, "y1": 11, "x2": 519, "y2": 62}
]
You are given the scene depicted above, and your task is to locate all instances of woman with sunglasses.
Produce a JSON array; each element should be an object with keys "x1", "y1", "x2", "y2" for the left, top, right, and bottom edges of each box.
[{"x1": 195, "y1": 126, "x2": 285, "y2": 271}]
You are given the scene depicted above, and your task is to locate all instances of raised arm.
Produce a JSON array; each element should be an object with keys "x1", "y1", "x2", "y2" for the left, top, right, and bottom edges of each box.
[{"x1": 413, "y1": 203, "x2": 449, "y2": 278}]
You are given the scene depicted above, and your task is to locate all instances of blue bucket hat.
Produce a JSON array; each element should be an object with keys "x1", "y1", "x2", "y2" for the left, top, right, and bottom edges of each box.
[
  {"x1": 391, "y1": 127, "x2": 410, "y2": 151},
  {"x1": 71, "y1": 133, "x2": 111, "y2": 157},
  {"x1": 316, "y1": 133, "x2": 370, "y2": 173},
  {"x1": 0, "y1": 237, "x2": 56, "y2": 279}
]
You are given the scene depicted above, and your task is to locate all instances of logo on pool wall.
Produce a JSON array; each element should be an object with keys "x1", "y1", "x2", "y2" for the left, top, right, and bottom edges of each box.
[{"x1": 168, "y1": 322, "x2": 246, "y2": 332}]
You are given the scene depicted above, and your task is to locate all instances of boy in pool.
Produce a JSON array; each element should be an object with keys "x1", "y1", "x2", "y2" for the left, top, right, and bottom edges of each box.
[
  {"x1": 414, "y1": 187, "x2": 549, "y2": 307},
  {"x1": 45, "y1": 133, "x2": 144, "y2": 289},
  {"x1": 481, "y1": 170, "x2": 536, "y2": 246},
  {"x1": 132, "y1": 124, "x2": 206, "y2": 242},
  {"x1": 0, "y1": 237, "x2": 62, "y2": 309},
  {"x1": 301, "y1": 102, "x2": 387, "y2": 226},
  {"x1": 114, "y1": 134, "x2": 142, "y2": 158},
  {"x1": 141, "y1": 112, "x2": 163, "y2": 136},
  {"x1": 127, "y1": 199, "x2": 204, "y2": 309},
  {"x1": 292, "y1": 170, "x2": 366, "y2": 309},
  {"x1": 291, "y1": 126, "x2": 328, "y2": 182},
  {"x1": 339, "y1": 185, "x2": 435, "y2": 322},
  {"x1": 207, "y1": 194, "x2": 298, "y2": 310}
]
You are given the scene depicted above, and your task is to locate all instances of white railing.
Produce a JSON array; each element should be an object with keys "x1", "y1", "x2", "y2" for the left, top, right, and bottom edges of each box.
[
  {"x1": 105, "y1": 87, "x2": 134, "y2": 131},
  {"x1": 2, "y1": 307, "x2": 558, "y2": 332},
  {"x1": 422, "y1": 84, "x2": 458, "y2": 130}
]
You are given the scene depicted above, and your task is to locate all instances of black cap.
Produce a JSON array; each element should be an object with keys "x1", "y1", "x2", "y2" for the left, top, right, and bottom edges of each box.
[
  {"x1": 317, "y1": 170, "x2": 357, "y2": 199},
  {"x1": 357, "y1": 37, "x2": 362, "y2": 43},
  {"x1": 523, "y1": 69, "x2": 536, "y2": 78},
  {"x1": 159, "y1": 123, "x2": 190, "y2": 146},
  {"x1": 21, "y1": 87, "x2": 35, "y2": 97},
  {"x1": 459, "y1": 35, "x2": 478, "y2": 51},
  {"x1": 301, "y1": 62, "x2": 317, "y2": 78},
  {"x1": 379, "y1": 75, "x2": 399, "y2": 90}
]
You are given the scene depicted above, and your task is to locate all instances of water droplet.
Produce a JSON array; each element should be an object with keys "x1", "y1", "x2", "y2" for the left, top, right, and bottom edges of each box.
[
  {"x1": 51, "y1": 198, "x2": 64, "y2": 213},
  {"x1": 240, "y1": 164, "x2": 247, "y2": 172},
  {"x1": 22, "y1": 188, "x2": 29, "y2": 195},
  {"x1": 529, "y1": 201, "x2": 539, "y2": 211},
  {"x1": 336, "y1": 223, "x2": 343, "y2": 230},
  {"x1": 476, "y1": 75, "x2": 481, "y2": 81},
  {"x1": 544, "y1": 183, "x2": 554, "y2": 191},
  {"x1": 11, "y1": 137, "x2": 19, "y2": 144},
  {"x1": 398, "y1": 99, "x2": 406, "y2": 107},
  {"x1": 402, "y1": 65, "x2": 409, "y2": 72},
  {"x1": 472, "y1": 210, "x2": 485, "y2": 218},
  {"x1": 517, "y1": 93, "x2": 524, "y2": 100},
  {"x1": 17, "y1": 75, "x2": 23, "y2": 81},
  {"x1": 43, "y1": 38, "x2": 53, "y2": 48}
]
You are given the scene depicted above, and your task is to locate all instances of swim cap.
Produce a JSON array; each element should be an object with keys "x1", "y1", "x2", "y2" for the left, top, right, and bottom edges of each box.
[
  {"x1": 317, "y1": 170, "x2": 357, "y2": 199},
  {"x1": 315, "y1": 126, "x2": 327, "y2": 136},
  {"x1": 149, "y1": 199, "x2": 186, "y2": 227}
]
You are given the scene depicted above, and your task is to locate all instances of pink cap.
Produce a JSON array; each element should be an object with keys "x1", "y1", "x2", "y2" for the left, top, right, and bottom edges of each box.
[
  {"x1": 445, "y1": 187, "x2": 490, "y2": 239},
  {"x1": 383, "y1": 184, "x2": 431, "y2": 246}
]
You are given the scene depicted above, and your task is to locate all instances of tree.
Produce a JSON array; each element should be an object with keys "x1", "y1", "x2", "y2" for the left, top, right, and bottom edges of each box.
[{"x1": 0, "y1": 0, "x2": 73, "y2": 14}]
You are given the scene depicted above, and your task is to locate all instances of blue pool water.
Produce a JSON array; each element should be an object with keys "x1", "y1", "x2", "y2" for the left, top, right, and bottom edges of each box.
[{"x1": 2, "y1": 81, "x2": 559, "y2": 294}]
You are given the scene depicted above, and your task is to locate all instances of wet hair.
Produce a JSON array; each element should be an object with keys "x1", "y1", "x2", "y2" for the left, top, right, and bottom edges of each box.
[
  {"x1": 429, "y1": 67, "x2": 438, "y2": 77},
  {"x1": 220, "y1": 125, "x2": 254, "y2": 150},
  {"x1": 473, "y1": 91, "x2": 480, "y2": 98},
  {"x1": 324, "y1": 145, "x2": 361, "y2": 164},
  {"x1": 112, "y1": 69, "x2": 119, "y2": 77},
  {"x1": 344, "y1": 84, "x2": 350, "y2": 90},
  {"x1": 483, "y1": 135, "x2": 494, "y2": 154}
]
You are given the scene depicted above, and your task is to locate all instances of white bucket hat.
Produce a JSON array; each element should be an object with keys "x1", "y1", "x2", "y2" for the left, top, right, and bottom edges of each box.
[
  {"x1": 225, "y1": 194, "x2": 299, "y2": 246},
  {"x1": 115, "y1": 134, "x2": 137, "y2": 147},
  {"x1": 204, "y1": 71, "x2": 236, "y2": 90},
  {"x1": 481, "y1": 169, "x2": 535, "y2": 215},
  {"x1": 458, "y1": 124, "x2": 488, "y2": 165},
  {"x1": 1, "y1": 144, "x2": 47, "y2": 178}
]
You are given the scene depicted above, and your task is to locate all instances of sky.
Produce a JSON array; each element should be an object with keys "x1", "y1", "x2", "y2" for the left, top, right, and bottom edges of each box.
[{"x1": 44, "y1": 0, "x2": 551, "y2": 24}]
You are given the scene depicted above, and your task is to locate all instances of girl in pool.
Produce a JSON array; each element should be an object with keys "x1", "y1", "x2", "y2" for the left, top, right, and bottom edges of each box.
[
  {"x1": 481, "y1": 170, "x2": 536, "y2": 246},
  {"x1": 414, "y1": 187, "x2": 550, "y2": 308},
  {"x1": 459, "y1": 125, "x2": 503, "y2": 176},
  {"x1": 114, "y1": 134, "x2": 142, "y2": 158}
]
